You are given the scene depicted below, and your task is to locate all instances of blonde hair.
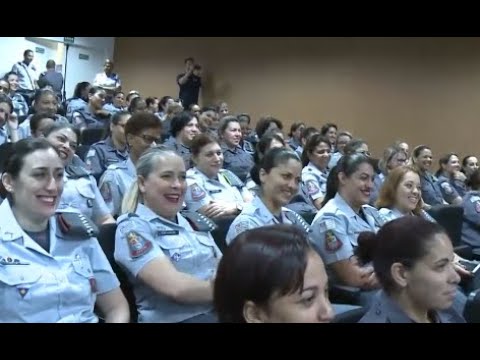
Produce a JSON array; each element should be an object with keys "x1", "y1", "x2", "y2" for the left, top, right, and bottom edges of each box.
[
  {"x1": 121, "y1": 146, "x2": 181, "y2": 214},
  {"x1": 375, "y1": 165, "x2": 423, "y2": 215}
]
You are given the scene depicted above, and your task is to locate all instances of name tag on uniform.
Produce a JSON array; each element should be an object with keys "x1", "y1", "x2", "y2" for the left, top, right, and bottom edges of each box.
[
  {"x1": 0, "y1": 257, "x2": 30, "y2": 266},
  {"x1": 158, "y1": 230, "x2": 179, "y2": 236},
  {"x1": 209, "y1": 189, "x2": 222, "y2": 194}
]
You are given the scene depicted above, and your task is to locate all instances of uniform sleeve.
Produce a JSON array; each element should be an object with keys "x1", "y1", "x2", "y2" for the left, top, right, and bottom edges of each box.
[
  {"x1": 93, "y1": 73, "x2": 101, "y2": 87},
  {"x1": 438, "y1": 180, "x2": 459, "y2": 204},
  {"x1": 87, "y1": 238, "x2": 120, "y2": 294},
  {"x1": 72, "y1": 111, "x2": 86, "y2": 129},
  {"x1": 302, "y1": 172, "x2": 325, "y2": 201},
  {"x1": 89, "y1": 176, "x2": 112, "y2": 220},
  {"x1": 463, "y1": 198, "x2": 480, "y2": 227},
  {"x1": 114, "y1": 217, "x2": 164, "y2": 277},
  {"x1": 99, "y1": 170, "x2": 122, "y2": 216},
  {"x1": 309, "y1": 215, "x2": 354, "y2": 265},
  {"x1": 184, "y1": 179, "x2": 213, "y2": 212},
  {"x1": 18, "y1": 120, "x2": 30, "y2": 140},
  {"x1": 85, "y1": 147, "x2": 104, "y2": 178},
  {"x1": 225, "y1": 215, "x2": 259, "y2": 246}
]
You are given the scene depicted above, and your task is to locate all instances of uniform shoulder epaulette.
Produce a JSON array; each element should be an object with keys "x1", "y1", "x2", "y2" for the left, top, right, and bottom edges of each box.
[
  {"x1": 117, "y1": 212, "x2": 139, "y2": 225},
  {"x1": 283, "y1": 210, "x2": 311, "y2": 234},
  {"x1": 56, "y1": 211, "x2": 98, "y2": 239},
  {"x1": 220, "y1": 169, "x2": 244, "y2": 188},
  {"x1": 180, "y1": 210, "x2": 217, "y2": 232}
]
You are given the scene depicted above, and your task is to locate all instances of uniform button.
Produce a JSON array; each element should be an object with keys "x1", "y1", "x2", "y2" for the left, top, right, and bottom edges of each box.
[
  {"x1": 75, "y1": 254, "x2": 80, "y2": 260},
  {"x1": 20, "y1": 276, "x2": 25, "y2": 281},
  {"x1": 375, "y1": 309, "x2": 381, "y2": 316}
]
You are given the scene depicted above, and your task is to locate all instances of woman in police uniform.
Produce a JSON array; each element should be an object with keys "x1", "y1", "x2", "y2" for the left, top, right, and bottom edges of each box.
[
  {"x1": 435, "y1": 152, "x2": 466, "y2": 204},
  {"x1": 309, "y1": 154, "x2": 382, "y2": 306},
  {"x1": 411, "y1": 145, "x2": 446, "y2": 207},
  {"x1": 0, "y1": 138, "x2": 129, "y2": 322},
  {"x1": 301, "y1": 134, "x2": 331, "y2": 210},
  {"x1": 44, "y1": 123, "x2": 114, "y2": 227},
  {"x1": 99, "y1": 111, "x2": 162, "y2": 217},
  {"x1": 185, "y1": 133, "x2": 253, "y2": 219},
  {"x1": 115, "y1": 146, "x2": 221, "y2": 323},
  {"x1": 357, "y1": 216, "x2": 465, "y2": 323},
  {"x1": 225, "y1": 147, "x2": 311, "y2": 245}
]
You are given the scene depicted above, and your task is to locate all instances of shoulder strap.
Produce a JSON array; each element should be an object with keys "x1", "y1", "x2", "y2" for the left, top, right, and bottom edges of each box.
[
  {"x1": 220, "y1": 170, "x2": 244, "y2": 189},
  {"x1": 56, "y1": 212, "x2": 98, "y2": 239},
  {"x1": 180, "y1": 210, "x2": 217, "y2": 232},
  {"x1": 283, "y1": 211, "x2": 311, "y2": 234}
]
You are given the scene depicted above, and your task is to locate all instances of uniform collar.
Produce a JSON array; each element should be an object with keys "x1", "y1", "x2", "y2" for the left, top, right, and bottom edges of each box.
[
  {"x1": 376, "y1": 290, "x2": 456, "y2": 323},
  {"x1": 135, "y1": 203, "x2": 187, "y2": 229},
  {"x1": 191, "y1": 167, "x2": 220, "y2": 182},
  {"x1": 105, "y1": 136, "x2": 128, "y2": 155},
  {"x1": 0, "y1": 200, "x2": 56, "y2": 257},
  {"x1": 306, "y1": 161, "x2": 328, "y2": 175},
  {"x1": 221, "y1": 143, "x2": 241, "y2": 153},
  {"x1": 126, "y1": 157, "x2": 136, "y2": 175},
  {"x1": 253, "y1": 196, "x2": 286, "y2": 223},
  {"x1": 333, "y1": 193, "x2": 358, "y2": 220}
]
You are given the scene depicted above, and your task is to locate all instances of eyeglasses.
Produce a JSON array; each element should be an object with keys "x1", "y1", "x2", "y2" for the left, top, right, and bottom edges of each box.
[
  {"x1": 136, "y1": 134, "x2": 162, "y2": 144},
  {"x1": 356, "y1": 150, "x2": 371, "y2": 157}
]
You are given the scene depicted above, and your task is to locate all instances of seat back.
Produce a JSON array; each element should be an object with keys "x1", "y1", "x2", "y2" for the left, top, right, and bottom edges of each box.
[
  {"x1": 97, "y1": 223, "x2": 138, "y2": 322},
  {"x1": 81, "y1": 128, "x2": 106, "y2": 146},
  {"x1": 427, "y1": 205, "x2": 464, "y2": 246},
  {"x1": 464, "y1": 289, "x2": 480, "y2": 323},
  {"x1": 210, "y1": 216, "x2": 237, "y2": 253}
]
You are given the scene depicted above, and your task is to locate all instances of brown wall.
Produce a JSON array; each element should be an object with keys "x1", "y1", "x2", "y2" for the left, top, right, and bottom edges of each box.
[{"x1": 114, "y1": 37, "x2": 480, "y2": 160}]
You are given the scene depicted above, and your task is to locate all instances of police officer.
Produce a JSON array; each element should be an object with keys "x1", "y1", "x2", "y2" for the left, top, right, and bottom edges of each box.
[
  {"x1": 115, "y1": 147, "x2": 220, "y2": 323},
  {"x1": 99, "y1": 111, "x2": 162, "y2": 217},
  {"x1": 357, "y1": 217, "x2": 464, "y2": 323},
  {"x1": 71, "y1": 87, "x2": 110, "y2": 131},
  {"x1": 301, "y1": 134, "x2": 331, "y2": 210},
  {"x1": 328, "y1": 131, "x2": 352, "y2": 169},
  {"x1": 163, "y1": 111, "x2": 200, "y2": 170},
  {"x1": 85, "y1": 111, "x2": 130, "y2": 179},
  {"x1": 18, "y1": 89, "x2": 69, "y2": 140},
  {"x1": 185, "y1": 134, "x2": 252, "y2": 218},
  {"x1": 0, "y1": 94, "x2": 20, "y2": 145},
  {"x1": 0, "y1": 138, "x2": 129, "y2": 322},
  {"x1": 237, "y1": 113, "x2": 255, "y2": 155},
  {"x1": 309, "y1": 154, "x2": 382, "y2": 306},
  {"x1": 435, "y1": 152, "x2": 465, "y2": 205},
  {"x1": 44, "y1": 123, "x2": 114, "y2": 226},
  {"x1": 218, "y1": 116, "x2": 254, "y2": 183},
  {"x1": 287, "y1": 122, "x2": 305, "y2": 152},
  {"x1": 66, "y1": 82, "x2": 90, "y2": 121},
  {"x1": 226, "y1": 147, "x2": 310, "y2": 245},
  {"x1": 411, "y1": 145, "x2": 446, "y2": 207}
]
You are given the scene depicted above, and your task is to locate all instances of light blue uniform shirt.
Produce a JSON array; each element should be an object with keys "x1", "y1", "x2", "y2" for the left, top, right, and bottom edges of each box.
[
  {"x1": 461, "y1": 191, "x2": 480, "y2": 248},
  {"x1": 84, "y1": 137, "x2": 128, "y2": 179},
  {"x1": 0, "y1": 200, "x2": 119, "y2": 322},
  {"x1": 301, "y1": 162, "x2": 329, "y2": 202},
  {"x1": 309, "y1": 193, "x2": 381, "y2": 280},
  {"x1": 115, "y1": 204, "x2": 221, "y2": 323},
  {"x1": 99, "y1": 157, "x2": 136, "y2": 217},
  {"x1": 185, "y1": 167, "x2": 248, "y2": 212},
  {"x1": 226, "y1": 195, "x2": 311, "y2": 245}
]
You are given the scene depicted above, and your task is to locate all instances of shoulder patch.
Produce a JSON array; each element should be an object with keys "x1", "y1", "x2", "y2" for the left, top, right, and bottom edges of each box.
[
  {"x1": 325, "y1": 230, "x2": 343, "y2": 252},
  {"x1": 306, "y1": 180, "x2": 320, "y2": 195},
  {"x1": 234, "y1": 221, "x2": 250, "y2": 235},
  {"x1": 440, "y1": 182, "x2": 454, "y2": 195},
  {"x1": 100, "y1": 182, "x2": 112, "y2": 202},
  {"x1": 475, "y1": 201, "x2": 480, "y2": 214},
  {"x1": 126, "y1": 231, "x2": 153, "y2": 258},
  {"x1": 190, "y1": 183, "x2": 206, "y2": 201}
]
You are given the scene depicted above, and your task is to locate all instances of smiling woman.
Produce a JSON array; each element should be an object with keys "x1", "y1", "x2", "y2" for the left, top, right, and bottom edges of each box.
[
  {"x1": 0, "y1": 138, "x2": 129, "y2": 323},
  {"x1": 115, "y1": 146, "x2": 222, "y2": 323}
]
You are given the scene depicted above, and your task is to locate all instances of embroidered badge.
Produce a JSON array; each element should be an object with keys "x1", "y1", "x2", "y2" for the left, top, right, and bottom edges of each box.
[
  {"x1": 325, "y1": 230, "x2": 343, "y2": 252},
  {"x1": 126, "y1": 231, "x2": 153, "y2": 258},
  {"x1": 100, "y1": 182, "x2": 112, "y2": 202},
  {"x1": 190, "y1": 183, "x2": 206, "y2": 201},
  {"x1": 306, "y1": 180, "x2": 320, "y2": 195}
]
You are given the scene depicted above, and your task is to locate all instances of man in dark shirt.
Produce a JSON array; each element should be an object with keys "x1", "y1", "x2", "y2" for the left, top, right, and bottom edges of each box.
[
  {"x1": 176, "y1": 57, "x2": 202, "y2": 109},
  {"x1": 38, "y1": 59, "x2": 64, "y2": 101}
]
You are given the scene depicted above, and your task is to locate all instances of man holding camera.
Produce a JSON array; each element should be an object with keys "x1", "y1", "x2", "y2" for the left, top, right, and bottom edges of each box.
[{"x1": 176, "y1": 57, "x2": 202, "y2": 110}]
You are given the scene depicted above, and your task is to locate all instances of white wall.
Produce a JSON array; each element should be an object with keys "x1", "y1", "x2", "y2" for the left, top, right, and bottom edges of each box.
[{"x1": 0, "y1": 37, "x2": 115, "y2": 99}]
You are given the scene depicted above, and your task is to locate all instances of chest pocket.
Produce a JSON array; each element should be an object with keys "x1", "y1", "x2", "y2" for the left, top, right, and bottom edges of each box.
[
  {"x1": 158, "y1": 236, "x2": 194, "y2": 273},
  {"x1": 69, "y1": 253, "x2": 96, "y2": 298},
  {"x1": 0, "y1": 267, "x2": 43, "y2": 312}
]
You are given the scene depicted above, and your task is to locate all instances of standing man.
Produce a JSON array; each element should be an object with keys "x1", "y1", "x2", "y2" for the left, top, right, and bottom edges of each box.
[
  {"x1": 176, "y1": 57, "x2": 202, "y2": 110},
  {"x1": 93, "y1": 59, "x2": 122, "y2": 99},
  {"x1": 11, "y1": 49, "x2": 38, "y2": 106},
  {"x1": 38, "y1": 60, "x2": 64, "y2": 101}
]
